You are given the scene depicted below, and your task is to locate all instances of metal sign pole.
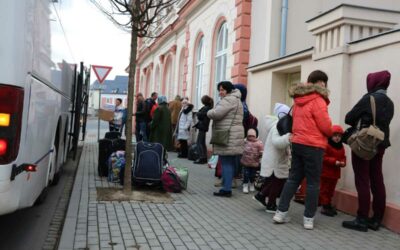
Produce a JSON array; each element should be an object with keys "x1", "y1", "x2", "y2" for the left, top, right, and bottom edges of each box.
[{"x1": 98, "y1": 88, "x2": 101, "y2": 140}]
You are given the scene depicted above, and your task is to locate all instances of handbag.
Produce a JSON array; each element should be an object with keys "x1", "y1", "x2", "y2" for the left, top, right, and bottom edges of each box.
[
  {"x1": 210, "y1": 102, "x2": 240, "y2": 146},
  {"x1": 276, "y1": 106, "x2": 293, "y2": 136},
  {"x1": 347, "y1": 96, "x2": 384, "y2": 160}
]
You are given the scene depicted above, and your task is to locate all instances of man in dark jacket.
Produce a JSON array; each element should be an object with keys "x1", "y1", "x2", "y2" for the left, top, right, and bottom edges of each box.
[
  {"x1": 134, "y1": 93, "x2": 147, "y2": 141},
  {"x1": 193, "y1": 95, "x2": 213, "y2": 164},
  {"x1": 342, "y1": 70, "x2": 394, "y2": 232}
]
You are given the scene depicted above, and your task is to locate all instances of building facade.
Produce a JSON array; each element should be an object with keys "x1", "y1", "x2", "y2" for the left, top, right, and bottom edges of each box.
[
  {"x1": 247, "y1": 0, "x2": 400, "y2": 232},
  {"x1": 90, "y1": 75, "x2": 129, "y2": 113},
  {"x1": 136, "y1": 0, "x2": 252, "y2": 109}
]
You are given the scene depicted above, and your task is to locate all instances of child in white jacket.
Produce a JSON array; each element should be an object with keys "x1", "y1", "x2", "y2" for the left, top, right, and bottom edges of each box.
[{"x1": 253, "y1": 103, "x2": 292, "y2": 213}]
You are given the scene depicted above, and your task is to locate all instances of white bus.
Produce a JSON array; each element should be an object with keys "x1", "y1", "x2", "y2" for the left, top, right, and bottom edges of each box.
[{"x1": 0, "y1": 0, "x2": 87, "y2": 215}]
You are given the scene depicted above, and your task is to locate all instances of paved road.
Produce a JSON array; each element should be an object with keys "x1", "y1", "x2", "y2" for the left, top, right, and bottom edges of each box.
[{"x1": 0, "y1": 150, "x2": 81, "y2": 250}]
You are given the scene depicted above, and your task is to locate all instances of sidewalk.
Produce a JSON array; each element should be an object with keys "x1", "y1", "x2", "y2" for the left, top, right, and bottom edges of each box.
[{"x1": 59, "y1": 129, "x2": 400, "y2": 250}]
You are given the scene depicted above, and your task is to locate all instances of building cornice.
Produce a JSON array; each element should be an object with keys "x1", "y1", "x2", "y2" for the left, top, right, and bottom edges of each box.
[
  {"x1": 247, "y1": 48, "x2": 313, "y2": 73},
  {"x1": 136, "y1": 0, "x2": 204, "y2": 65}
]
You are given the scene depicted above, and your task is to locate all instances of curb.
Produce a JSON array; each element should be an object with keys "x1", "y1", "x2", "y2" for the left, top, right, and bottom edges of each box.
[{"x1": 58, "y1": 144, "x2": 86, "y2": 250}]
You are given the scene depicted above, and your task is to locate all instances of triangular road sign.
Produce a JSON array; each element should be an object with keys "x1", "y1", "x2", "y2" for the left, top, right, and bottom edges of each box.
[{"x1": 92, "y1": 65, "x2": 113, "y2": 84}]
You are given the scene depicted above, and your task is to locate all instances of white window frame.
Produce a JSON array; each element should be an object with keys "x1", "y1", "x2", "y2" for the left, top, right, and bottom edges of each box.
[
  {"x1": 195, "y1": 37, "x2": 205, "y2": 108},
  {"x1": 214, "y1": 22, "x2": 228, "y2": 101}
]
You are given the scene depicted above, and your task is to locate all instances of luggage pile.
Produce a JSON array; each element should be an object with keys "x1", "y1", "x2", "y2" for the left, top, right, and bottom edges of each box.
[{"x1": 98, "y1": 136, "x2": 189, "y2": 193}]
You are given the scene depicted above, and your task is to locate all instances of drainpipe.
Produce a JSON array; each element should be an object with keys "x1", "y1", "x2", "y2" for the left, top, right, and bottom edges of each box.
[{"x1": 280, "y1": 0, "x2": 288, "y2": 57}]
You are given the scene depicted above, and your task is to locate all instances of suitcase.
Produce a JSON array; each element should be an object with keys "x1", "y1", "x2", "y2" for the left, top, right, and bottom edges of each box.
[
  {"x1": 132, "y1": 141, "x2": 164, "y2": 185},
  {"x1": 98, "y1": 139, "x2": 114, "y2": 177},
  {"x1": 105, "y1": 131, "x2": 121, "y2": 140}
]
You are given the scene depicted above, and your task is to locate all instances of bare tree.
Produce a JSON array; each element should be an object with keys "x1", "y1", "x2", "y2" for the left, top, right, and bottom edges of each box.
[{"x1": 91, "y1": 0, "x2": 177, "y2": 192}]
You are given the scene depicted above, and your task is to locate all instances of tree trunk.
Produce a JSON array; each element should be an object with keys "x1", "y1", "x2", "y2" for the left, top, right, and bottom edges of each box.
[{"x1": 124, "y1": 26, "x2": 138, "y2": 193}]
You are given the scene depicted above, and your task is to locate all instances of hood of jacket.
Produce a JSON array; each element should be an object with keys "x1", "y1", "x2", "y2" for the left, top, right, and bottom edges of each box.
[
  {"x1": 289, "y1": 84, "x2": 330, "y2": 106},
  {"x1": 234, "y1": 83, "x2": 247, "y2": 101},
  {"x1": 223, "y1": 88, "x2": 242, "y2": 102},
  {"x1": 367, "y1": 70, "x2": 391, "y2": 93}
]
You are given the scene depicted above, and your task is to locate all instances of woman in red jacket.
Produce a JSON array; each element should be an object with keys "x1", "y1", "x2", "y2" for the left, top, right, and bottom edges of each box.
[
  {"x1": 273, "y1": 70, "x2": 332, "y2": 230},
  {"x1": 319, "y1": 125, "x2": 346, "y2": 216}
]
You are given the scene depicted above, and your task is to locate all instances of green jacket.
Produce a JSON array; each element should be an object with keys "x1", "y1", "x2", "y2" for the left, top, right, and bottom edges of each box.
[{"x1": 150, "y1": 103, "x2": 173, "y2": 151}]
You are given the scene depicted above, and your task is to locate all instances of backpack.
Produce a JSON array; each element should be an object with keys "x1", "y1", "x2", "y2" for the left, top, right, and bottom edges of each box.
[
  {"x1": 347, "y1": 96, "x2": 384, "y2": 160},
  {"x1": 244, "y1": 112, "x2": 258, "y2": 135},
  {"x1": 276, "y1": 107, "x2": 293, "y2": 136},
  {"x1": 161, "y1": 166, "x2": 182, "y2": 193}
]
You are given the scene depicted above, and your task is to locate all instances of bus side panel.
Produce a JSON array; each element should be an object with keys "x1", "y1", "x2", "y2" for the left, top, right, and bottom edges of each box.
[{"x1": 17, "y1": 78, "x2": 60, "y2": 207}]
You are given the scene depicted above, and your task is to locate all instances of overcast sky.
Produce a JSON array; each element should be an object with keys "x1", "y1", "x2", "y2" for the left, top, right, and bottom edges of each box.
[{"x1": 56, "y1": 0, "x2": 131, "y2": 82}]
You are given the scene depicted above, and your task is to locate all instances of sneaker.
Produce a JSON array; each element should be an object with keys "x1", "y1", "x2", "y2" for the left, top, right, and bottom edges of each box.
[
  {"x1": 273, "y1": 210, "x2": 290, "y2": 224},
  {"x1": 265, "y1": 204, "x2": 277, "y2": 214},
  {"x1": 242, "y1": 183, "x2": 249, "y2": 194},
  {"x1": 252, "y1": 193, "x2": 267, "y2": 207},
  {"x1": 249, "y1": 182, "x2": 255, "y2": 192},
  {"x1": 303, "y1": 216, "x2": 314, "y2": 230}
]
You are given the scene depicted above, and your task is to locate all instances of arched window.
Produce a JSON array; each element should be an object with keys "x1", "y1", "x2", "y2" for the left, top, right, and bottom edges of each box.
[
  {"x1": 154, "y1": 65, "x2": 160, "y2": 94},
  {"x1": 163, "y1": 56, "x2": 173, "y2": 100},
  {"x1": 145, "y1": 69, "x2": 152, "y2": 97},
  {"x1": 178, "y1": 48, "x2": 185, "y2": 96},
  {"x1": 214, "y1": 22, "x2": 228, "y2": 101},
  {"x1": 195, "y1": 36, "x2": 205, "y2": 108}
]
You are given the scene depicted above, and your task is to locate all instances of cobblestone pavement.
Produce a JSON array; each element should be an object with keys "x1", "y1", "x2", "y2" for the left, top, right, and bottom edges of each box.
[{"x1": 59, "y1": 130, "x2": 400, "y2": 250}]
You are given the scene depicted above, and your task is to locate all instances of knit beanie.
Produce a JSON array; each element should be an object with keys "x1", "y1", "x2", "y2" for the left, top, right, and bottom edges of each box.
[{"x1": 273, "y1": 103, "x2": 290, "y2": 118}]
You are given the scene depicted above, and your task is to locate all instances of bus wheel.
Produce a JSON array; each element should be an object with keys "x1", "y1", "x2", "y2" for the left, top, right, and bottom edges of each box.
[
  {"x1": 51, "y1": 145, "x2": 61, "y2": 186},
  {"x1": 34, "y1": 187, "x2": 48, "y2": 205}
]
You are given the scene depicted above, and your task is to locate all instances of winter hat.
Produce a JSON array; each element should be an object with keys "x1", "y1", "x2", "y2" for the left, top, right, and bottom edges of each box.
[
  {"x1": 158, "y1": 95, "x2": 167, "y2": 104},
  {"x1": 247, "y1": 128, "x2": 257, "y2": 137},
  {"x1": 367, "y1": 70, "x2": 391, "y2": 93},
  {"x1": 234, "y1": 83, "x2": 247, "y2": 101},
  {"x1": 273, "y1": 103, "x2": 290, "y2": 118},
  {"x1": 332, "y1": 125, "x2": 344, "y2": 134}
]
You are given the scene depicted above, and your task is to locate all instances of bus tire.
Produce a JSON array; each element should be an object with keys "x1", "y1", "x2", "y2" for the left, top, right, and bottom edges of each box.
[
  {"x1": 34, "y1": 187, "x2": 48, "y2": 205},
  {"x1": 51, "y1": 145, "x2": 60, "y2": 186}
]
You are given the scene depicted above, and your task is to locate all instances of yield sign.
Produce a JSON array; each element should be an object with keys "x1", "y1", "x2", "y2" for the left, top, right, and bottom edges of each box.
[{"x1": 92, "y1": 65, "x2": 113, "y2": 84}]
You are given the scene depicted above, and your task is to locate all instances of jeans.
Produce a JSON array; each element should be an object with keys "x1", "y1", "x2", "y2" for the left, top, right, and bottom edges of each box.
[
  {"x1": 278, "y1": 143, "x2": 324, "y2": 218},
  {"x1": 220, "y1": 155, "x2": 236, "y2": 192},
  {"x1": 196, "y1": 131, "x2": 207, "y2": 159},
  {"x1": 135, "y1": 121, "x2": 147, "y2": 142},
  {"x1": 243, "y1": 167, "x2": 257, "y2": 184}
]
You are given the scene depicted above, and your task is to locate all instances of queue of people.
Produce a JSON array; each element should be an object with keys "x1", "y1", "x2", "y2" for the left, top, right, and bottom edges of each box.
[
  {"x1": 206, "y1": 70, "x2": 393, "y2": 233},
  {"x1": 128, "y1": 69, "x2": 393, "y2": 232}
]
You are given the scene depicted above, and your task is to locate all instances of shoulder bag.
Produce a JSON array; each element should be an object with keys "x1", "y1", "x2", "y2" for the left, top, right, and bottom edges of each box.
[{"x1": 210, "y1": 102, "x2": 240, "y2": 146}]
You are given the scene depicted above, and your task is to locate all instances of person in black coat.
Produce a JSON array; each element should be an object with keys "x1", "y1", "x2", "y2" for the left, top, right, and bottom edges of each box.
[
  {"x1": 342, "y1": 70, "x2": 394, "y2": 232},
  {"x1": 193, "y1": 95, "x2": 213, "y2": 164},
  {"x1": 134, "y1": 93, "x2": 147, "y2": 141}
]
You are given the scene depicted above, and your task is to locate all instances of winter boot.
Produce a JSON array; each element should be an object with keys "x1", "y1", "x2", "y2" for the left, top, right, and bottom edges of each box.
[{"x1": 342, "y1": 217, "x2": 368, "y2": 232}]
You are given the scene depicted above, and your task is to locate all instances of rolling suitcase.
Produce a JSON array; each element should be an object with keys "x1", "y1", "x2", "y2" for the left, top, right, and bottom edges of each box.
[
  {"x1": 98, "y1": 139, "x2": 113, "y2": 177},
  {"x1": 105, "y1": 131, "x2": 121, "y2": 140},
  {"x1": 132, "y1": 141, "x2": 164, "y2": 185}
]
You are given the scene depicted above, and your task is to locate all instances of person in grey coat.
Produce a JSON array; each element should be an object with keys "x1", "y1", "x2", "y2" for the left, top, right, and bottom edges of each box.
[{"x1": 208, "y1": 81, "x2": 244, "y2": 197}]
